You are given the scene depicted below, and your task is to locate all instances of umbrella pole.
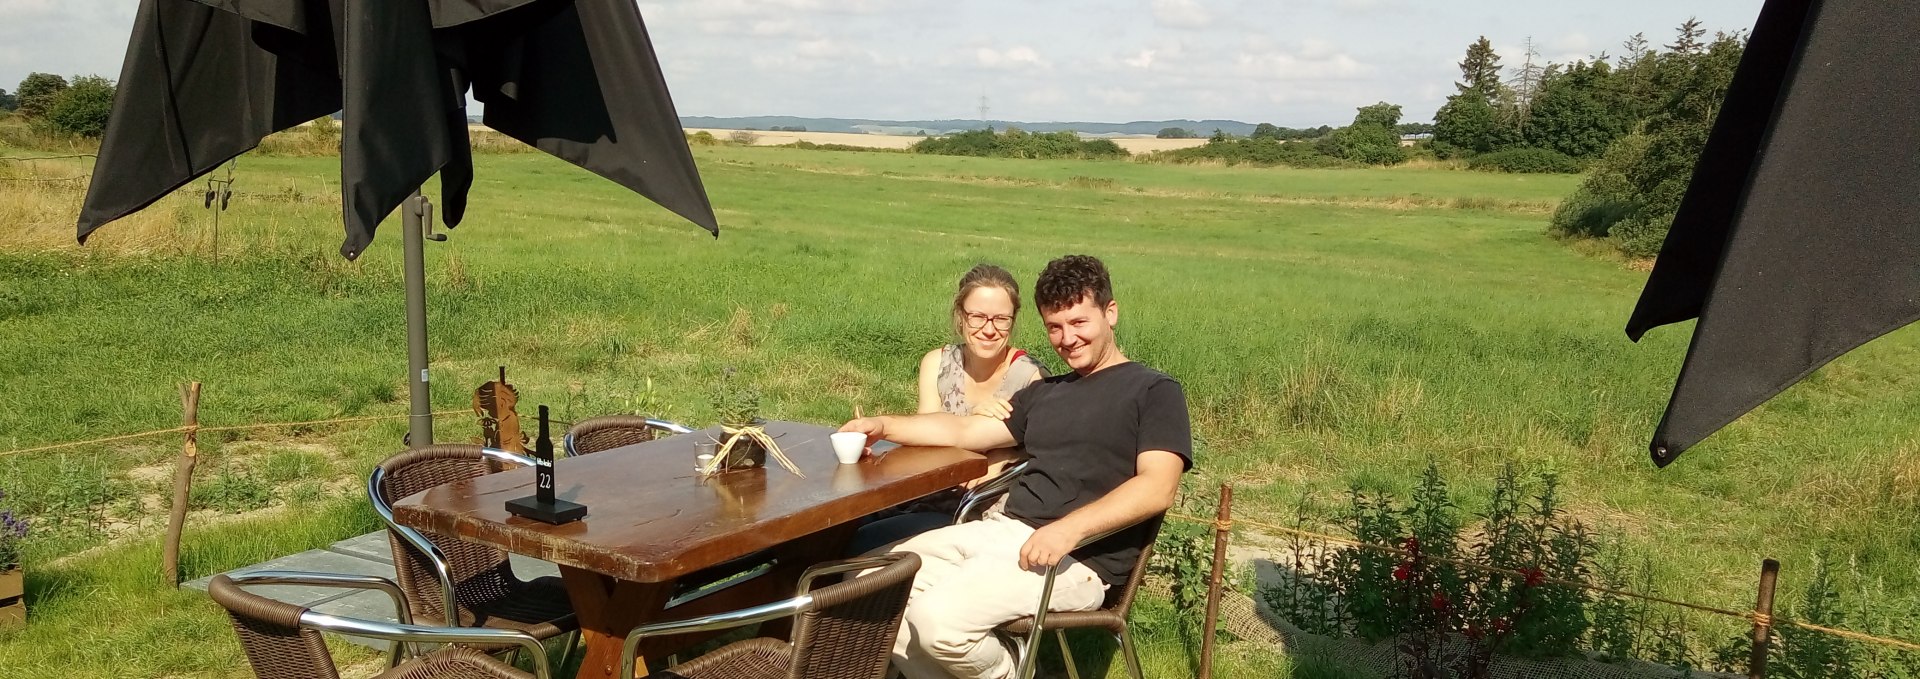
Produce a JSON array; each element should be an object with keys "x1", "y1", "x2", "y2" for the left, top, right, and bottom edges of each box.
[{"x1": 403, "y1": 190, "x2": 435, "y2": 447}]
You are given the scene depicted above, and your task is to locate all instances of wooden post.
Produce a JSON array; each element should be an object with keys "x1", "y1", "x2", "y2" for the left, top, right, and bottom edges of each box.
[
  {"x1": 163, "y1": 382, "x2": 201, "y2": 587},
  {"x1": 1748, "y1": 558, "x2": 1781, "y2": 679},
  {"x1": 1199, "y1": 484, "x2": 1233, "y2": 679}
]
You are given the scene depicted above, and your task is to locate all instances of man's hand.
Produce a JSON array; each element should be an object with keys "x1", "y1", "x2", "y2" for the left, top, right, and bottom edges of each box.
[
  {"x1": 838, "y1": 417, "x2": 885, "y2": 451},
  {"x1": 971, "y1": 397, "x2": 1015, "y2": 420},
  {"x1": 1018, "y1": 522, "x2": 1084, "y2": 572}
]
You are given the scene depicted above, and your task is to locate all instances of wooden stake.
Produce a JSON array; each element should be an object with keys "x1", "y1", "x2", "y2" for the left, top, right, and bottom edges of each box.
[
  {"x1": 163, "y1": 382, "x2": 201, "y2": 587},
  {"x1": 1748, "y1": 558, "x2": 1780, "y2": 679},
  {"x1": 1199, "y1": 484, "x2": 1233, "y2": 679}
]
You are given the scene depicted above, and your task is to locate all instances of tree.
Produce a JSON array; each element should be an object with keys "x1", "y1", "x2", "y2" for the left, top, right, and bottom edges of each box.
[
  {"x1": 0, "y1": 87, "x2": 15, "y2": 112},
  {"x1": 1353, "y1": 102, "x2": 1403, "y2": 130},
  {"x1": 1432, "y1": 92, "x2": 1512, "y2": 157},
  {"x1": 1457, "y1": 36, "x2": 1503, "y2": 100},
  {"x1": 1156, "y1": 127, "x2": 1196, "y2": 139},
  {"x1": 1504, "y1": 37, "x2": 1546, "y2": 134},
  {"x1": 1208, "y1": 128, "x2": 1230, "y2": 143},
  {"x1": 1251, "y1": 122, "x2": 1281, "y2": 139},
  {"x1": 14, "y1": 73, "x2": 68, "y2": 118},
  {"x1": 43, "y1": 76, "x2": 116, "y2": 137},
  {"x1": 1525, "y1": 60, "x2": 1627, "y2": 158},
  {"x1": 1325, "y1": 102, "x2": 1407, "y2": 165},
  {"x1": 1668, "y1": 18, "x2": 1706, "y2": 56}
]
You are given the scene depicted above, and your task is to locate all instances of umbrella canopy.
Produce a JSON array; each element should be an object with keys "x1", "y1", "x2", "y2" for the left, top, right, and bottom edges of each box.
[
  {"x1": 1626, "y1": 0, "x2": 1920, "y2": 466},
  {"x1": 77, "y1": 0, "x2": 718, "y2": 259}
]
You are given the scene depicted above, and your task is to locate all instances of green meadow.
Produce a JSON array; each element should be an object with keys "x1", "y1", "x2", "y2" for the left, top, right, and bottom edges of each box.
[{"x1": 2, "y1": 141, "x2": 1917, "y2": 677}]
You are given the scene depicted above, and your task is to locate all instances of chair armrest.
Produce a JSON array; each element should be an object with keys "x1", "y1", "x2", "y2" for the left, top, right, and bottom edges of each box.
[
  {"x1": 645, "y1": 418, "x2": 696, "y2": 435},
  {"x1": 620, "y1": 595, "x2": 815, "y2": 679},
  {"x1": 300, "y1": 611, "x2": 551, "y2": 679},
  {"x1": 795, "y1": 552, "x2": 912, "y2": 597},
  {"x1": 228, "y1": 570, "x2": 415, "y2": 668},
  {"x1": 953, "y1": 457, "x2": 1031, "y2": 524}
]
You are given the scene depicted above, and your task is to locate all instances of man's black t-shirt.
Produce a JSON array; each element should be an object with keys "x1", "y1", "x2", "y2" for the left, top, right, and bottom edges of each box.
[{"x1": 1003, "y1": 362, "x2": 1193, "y2": 587}]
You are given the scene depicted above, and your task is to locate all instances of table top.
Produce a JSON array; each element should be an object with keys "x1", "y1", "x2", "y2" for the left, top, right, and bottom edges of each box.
[{"x1": 391, "y1": 421, "x2": 985, "y2": 583}]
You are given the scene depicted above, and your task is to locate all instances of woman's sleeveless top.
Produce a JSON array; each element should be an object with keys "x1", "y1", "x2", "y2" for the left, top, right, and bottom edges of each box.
[{"x1": 934, "y1": 344, "x2": 1047, "y2": 415}]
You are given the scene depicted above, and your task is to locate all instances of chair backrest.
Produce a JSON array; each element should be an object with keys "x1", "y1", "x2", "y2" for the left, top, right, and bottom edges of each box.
[
  {"x1": 375, "y1": 445, "x2": 515, "y2": 622},
  {"x1": 787, "y1": 552, "x2": 922, "y2": 679},
  {"x1": 565, "y1": 415, "x2": 663, "y2": 456},
  {"x1": 208, "y1": 574, "x2": 341, "y2": 679}
]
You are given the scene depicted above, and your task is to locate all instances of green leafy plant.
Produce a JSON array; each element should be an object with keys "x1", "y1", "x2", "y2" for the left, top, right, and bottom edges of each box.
[{"x1": 710, "y1": 368, "x2": 761, "y2": 428}]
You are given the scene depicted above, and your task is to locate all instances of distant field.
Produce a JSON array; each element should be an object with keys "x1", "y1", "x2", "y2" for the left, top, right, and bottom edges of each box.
[
  {"x1": 680, "y1": 127, "x2": 1211, "y2": 153},
  {"x1": 3, "y1": 140, "x2": 1918, "y2": 676}
]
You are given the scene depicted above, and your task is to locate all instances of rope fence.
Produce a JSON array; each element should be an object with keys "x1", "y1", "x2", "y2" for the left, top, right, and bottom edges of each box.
[
  {"x1": 0, "y1": 409, "x2": 472, "y2": 459},
  {"x1": 1164, "y1": 511, "x2": 1920, "y2": 654}
]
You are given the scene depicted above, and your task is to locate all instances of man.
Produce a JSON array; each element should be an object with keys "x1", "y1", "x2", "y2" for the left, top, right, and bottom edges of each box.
[{"x1": 840, "y1": 254, "x2": 1192, "y2": 679}]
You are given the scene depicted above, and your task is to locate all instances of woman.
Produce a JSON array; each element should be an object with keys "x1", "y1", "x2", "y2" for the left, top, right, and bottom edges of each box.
[
  {"x1": 917, "y1": 263, "x2": 1048, "y2": 420},
  {"x1": 848, "y1": 264, "x2": 1046, "y2": 554}
]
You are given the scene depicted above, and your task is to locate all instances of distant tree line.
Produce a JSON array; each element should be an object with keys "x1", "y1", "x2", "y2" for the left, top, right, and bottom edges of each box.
[
  {"x1": 910, "y1": 128, "x2": 1127, "y2": 160},
  {"x1": 1146, "y1": 101, "x2": 1412, "y2": 168},
  {"x1": 3, "y1": 72, "x2": 117, "y2": 138}
]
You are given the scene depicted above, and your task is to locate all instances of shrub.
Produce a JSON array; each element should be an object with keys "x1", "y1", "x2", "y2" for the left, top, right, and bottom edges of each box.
[
  {"x1": 687, "y1": 130, "x2": 719, "y2": 146},
  {"x1": 40, "y1": 75, "x2": 115, "y2": 138},
  {"x1": 1145, "y1": 137, "x2": 1356, "y2": 169},
  {"x1": 1548, "y1": 132, "x2": 1650, "y2": 239},
  {"x1": 909, "y1": 128, "x2": 1128, "y2": 160},
  {"x1": 727, "y1": 130, "x2": 759, "y2": 145},
  {"x1": 13, "y1": 73, "x2": 67, "y2": 119},
  {"x1": 1468, "y1": 148, "x2": 1584, "y2": 174}
]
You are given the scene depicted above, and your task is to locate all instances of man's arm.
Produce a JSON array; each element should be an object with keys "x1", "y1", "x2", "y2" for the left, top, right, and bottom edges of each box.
[
  {"x1": 1016, "y1": 450, "x2": 1184, "y2": 571},
  {"x1": 839, "y1": 412, "x2": 1017, "y2": 453}
]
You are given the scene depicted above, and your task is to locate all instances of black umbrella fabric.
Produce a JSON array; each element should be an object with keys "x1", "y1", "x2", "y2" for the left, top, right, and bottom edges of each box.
[
  {"x1": 77, "y1": 0, "x2": 718, "y2": 260},
  {"x1": 1625, "y1": 0, "x2": 1920, "y2": 466}
]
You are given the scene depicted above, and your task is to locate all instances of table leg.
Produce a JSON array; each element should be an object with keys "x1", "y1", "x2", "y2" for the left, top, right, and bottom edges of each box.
[
  {"x1": 757, "y1": 523, "x2": 856, "y2": 641},
  {"x1": 559, "y1": 566, "x2": 672, "y2": 679}
]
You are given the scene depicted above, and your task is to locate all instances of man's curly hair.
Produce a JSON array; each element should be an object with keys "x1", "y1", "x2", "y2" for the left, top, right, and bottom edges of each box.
[{"x1": 1034, "y1": 254, "x2": 1113, "y2": 313}]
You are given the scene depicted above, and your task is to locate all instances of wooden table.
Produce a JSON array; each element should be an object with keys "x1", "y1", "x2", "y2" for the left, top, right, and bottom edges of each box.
[{"x1": 391, "y1": 421, "x2": 985, "y2": 679}]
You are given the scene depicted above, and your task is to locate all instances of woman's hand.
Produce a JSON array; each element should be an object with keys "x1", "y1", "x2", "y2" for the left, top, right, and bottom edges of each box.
[{"x1": 972, "y1": 397, "x2": 1015, "y2": 420}]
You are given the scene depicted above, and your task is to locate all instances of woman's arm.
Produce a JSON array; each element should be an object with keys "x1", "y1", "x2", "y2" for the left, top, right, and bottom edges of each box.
[{"x1": 916, "y1": 348, "x2": 944, "y2": 414}]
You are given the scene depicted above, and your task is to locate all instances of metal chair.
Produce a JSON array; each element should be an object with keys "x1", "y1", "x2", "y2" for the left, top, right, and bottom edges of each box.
[
  {"x1": 999, "y1": 518, "x2": 1160, "y2": 679},
  {"x1": 951, "y1": 457, "x2": 1032, "y2": 524},
  {"x1": 619, "y1": 552, "x2": 922, "y2": 679},
  {"x1": 368, "y1": 445, "x2": 578, "y2": 654},
  {"x1": 208, "y1": 571, "x2": 550, "y2": 679},
  {"x1": 564, "y1": 415, "x2": 694, "y2": 456}
]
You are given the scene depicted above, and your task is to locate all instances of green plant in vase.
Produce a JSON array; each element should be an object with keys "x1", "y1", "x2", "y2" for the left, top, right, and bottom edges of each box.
[{"x1": 704, "y1": 369, "x2": 802, "y2": 477}]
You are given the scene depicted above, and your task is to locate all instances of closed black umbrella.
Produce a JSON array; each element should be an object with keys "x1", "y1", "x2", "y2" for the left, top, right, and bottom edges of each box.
[
  {"x1": 1627, "y1": 0, "x2": 1920, "y2": 466},
  {"x1": 77, "y1": 0, "x2": 718, "y2": 260}
]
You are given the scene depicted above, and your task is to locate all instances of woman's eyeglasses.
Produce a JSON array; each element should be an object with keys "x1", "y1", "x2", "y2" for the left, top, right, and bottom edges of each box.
[{"x1": 962, "y1": 312, "x2": 1014, "y2": 331}]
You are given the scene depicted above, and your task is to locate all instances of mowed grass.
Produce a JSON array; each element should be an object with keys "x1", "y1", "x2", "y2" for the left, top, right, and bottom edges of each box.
[{"x1": 2, "y1": 141, "x2": 1918, "y2": 676}]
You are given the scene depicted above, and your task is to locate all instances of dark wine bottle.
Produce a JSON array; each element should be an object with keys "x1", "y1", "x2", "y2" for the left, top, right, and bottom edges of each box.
[{"x1": 535, "y1": 405, "x2": 556, "y2": 504}]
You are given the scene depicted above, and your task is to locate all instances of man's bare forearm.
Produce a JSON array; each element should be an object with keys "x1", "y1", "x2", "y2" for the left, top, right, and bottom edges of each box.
[
  {"x1": 1048, "y1": 454, "x2": 1183, "y2": 543},
  {"x1": 870, "y1": 413, "x2": 1017, "y2": 452}
]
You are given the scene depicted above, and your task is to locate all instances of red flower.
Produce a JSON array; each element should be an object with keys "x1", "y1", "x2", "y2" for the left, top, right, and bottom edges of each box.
[
  {"x1": 1492, "y1": 617, "x2": 1511, "y2": 633},
  {"x1": 1463, "y1": 623, "x2": 1484, "y2": 640},
  {"x1": 1430, "y1": 593, "x2": 1450, "y2": 612},
  {"x1": 1401, "y1": 537, "x2": 1421, "y2": 554},
  {"x1": 1520, "y1": 567, "x2": 1545, "y2": 587},
  {"x1": 1393, "y1": 564, "x2": 1412, "y2": 581}
]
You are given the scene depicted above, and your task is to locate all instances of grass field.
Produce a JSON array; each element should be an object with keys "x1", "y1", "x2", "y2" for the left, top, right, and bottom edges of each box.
[{"x1": 2, "y1": 139, "x2": 1917, "y2": 677}]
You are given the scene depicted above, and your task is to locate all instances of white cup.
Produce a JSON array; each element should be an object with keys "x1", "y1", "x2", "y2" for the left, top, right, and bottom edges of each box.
[{"x1": 829, "y1": 432, "x2": 866, "y2": 464}]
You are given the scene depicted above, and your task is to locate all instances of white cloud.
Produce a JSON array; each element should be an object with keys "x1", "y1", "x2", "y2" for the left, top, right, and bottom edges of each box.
[
  {"x1": 1151, "y1": 0, "x2": 1212, "y2": 29},
  {"x1": 1090, "y1": 86, "x2": 1145, "y2": 107},
  {"x1": 975, "y1": 45, "x2": 1047, "y2": 70},
  {"x1": 1235, "y1": 48, "x2": 1370, "y2": 80},
  {"x1": 1123, "y1": 50, "x2": 1156, "y2": 69}
]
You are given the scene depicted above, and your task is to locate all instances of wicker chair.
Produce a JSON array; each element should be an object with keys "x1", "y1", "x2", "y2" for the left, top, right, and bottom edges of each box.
[
  {"x1": 619, "y1": 552, "x2": 922, "y2": 679},
  {"x1": 368, "y1": 445, "x2": 577, "y2": 653},
  {"x1": 999, "y1": 522, "x2": 1157, "y2": 679},
  {"x1": 208, "y1": 571, "x2": 550, "y2": 679},
  {"x1": 564, "y1": 415, "x2": 694, "y2": 456}
]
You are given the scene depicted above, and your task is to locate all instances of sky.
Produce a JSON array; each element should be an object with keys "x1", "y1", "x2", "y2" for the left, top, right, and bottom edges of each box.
[{"x1": 0, "y1": 0, "x2": 1766, "y2": 127}]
